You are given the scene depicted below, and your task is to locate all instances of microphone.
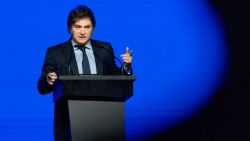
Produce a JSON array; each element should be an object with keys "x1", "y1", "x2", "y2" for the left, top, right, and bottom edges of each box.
[
  {"x1": 57, "y1": 44, "x2": 74, "y2": 76},
  {"x1": 94, "y1": 45, "x2": 125, "y2": 75},
  {"x1": 67, "y1": 50, "x2": 73, "y2": 76}
]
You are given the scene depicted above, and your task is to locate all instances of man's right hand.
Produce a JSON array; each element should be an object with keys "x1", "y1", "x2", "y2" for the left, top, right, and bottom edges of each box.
[{"x1": 47, "y1": 72, "x2": 58, "y2": 85}]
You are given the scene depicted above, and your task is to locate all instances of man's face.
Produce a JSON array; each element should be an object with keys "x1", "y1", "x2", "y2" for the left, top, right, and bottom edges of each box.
[{"x1": 70, "y1": 17, "x2": 93, "y2": 45}]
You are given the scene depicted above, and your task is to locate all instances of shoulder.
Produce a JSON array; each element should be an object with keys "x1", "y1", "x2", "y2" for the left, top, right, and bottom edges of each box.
[
  {"x1": 46, "y1": 40, "x2": 71, "y2": 54},
  {"x1": 90, "y1": 39, "x2": 112, "y2": 48},
  {"x1": 48, "y1": 41, "x2": 69, "y2": 51}
]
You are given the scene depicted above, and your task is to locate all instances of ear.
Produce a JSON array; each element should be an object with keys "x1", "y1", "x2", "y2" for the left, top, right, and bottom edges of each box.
[
  {"x1": 90, "y1": 27, "x2": 94, "y2": 35},
  {"x1": 68, "y1": 26, "x2": 73, "y2": 34},
  {"x1": 69, "y1": 28, "x2": 73, "y2": 34}
]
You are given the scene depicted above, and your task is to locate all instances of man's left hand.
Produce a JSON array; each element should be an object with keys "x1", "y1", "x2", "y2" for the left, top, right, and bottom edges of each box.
[{"x1": 120, "y1": 47, "x2": 132, "y2": 66}]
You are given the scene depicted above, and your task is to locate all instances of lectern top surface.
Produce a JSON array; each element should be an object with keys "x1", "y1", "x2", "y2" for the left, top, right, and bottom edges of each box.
[{"x1": 59, "y1": 75, "x2": 136, "y2": 81}]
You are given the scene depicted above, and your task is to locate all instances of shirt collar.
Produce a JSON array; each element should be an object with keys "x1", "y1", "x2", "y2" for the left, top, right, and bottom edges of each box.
[{"x1": 71, "y1": 39, "x2": 92, "y2": 50}]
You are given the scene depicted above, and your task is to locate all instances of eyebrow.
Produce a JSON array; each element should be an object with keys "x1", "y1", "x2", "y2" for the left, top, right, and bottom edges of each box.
[{"x1": 74, "y1": 24, "x2": 92, "y2": 27}]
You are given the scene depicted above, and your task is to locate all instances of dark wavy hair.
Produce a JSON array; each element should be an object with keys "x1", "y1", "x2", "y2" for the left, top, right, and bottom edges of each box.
[{"x1": 67, "y1": 5, "x2": 96, "y2": 31}]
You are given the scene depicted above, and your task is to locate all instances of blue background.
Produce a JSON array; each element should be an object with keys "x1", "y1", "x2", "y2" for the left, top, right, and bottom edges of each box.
[{"x1": 0, "y1": 0, "x2": 227, "y2": 140}]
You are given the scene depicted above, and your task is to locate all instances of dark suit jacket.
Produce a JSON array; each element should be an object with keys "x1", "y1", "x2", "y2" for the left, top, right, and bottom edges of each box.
[{"x1": 37, "y1": 39, "x2": 130, "y2": 141}]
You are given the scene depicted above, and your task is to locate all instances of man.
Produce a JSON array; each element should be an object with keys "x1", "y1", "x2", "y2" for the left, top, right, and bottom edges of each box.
[{"x1": 37, "y1": 5, "x2": 132, "y2": 141}]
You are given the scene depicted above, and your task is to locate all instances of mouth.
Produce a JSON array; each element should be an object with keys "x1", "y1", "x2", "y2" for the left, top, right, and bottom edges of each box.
[{"x1": 78, "y1": 36, "x2": 86, "y2": 39}]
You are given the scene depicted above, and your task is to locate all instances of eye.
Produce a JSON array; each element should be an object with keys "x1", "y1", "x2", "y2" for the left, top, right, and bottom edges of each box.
[
  {"x1": 85, "y1": 25, "x2": 92, "y2": 28},
  {"x1": 74, "y1": 25, "x2": 81, "y2": 28}
]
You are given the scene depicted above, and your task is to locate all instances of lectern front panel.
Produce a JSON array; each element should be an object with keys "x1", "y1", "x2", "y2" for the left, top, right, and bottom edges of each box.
[{"x1": 68, "y1": 100, "x2": 125, "y2": 141}]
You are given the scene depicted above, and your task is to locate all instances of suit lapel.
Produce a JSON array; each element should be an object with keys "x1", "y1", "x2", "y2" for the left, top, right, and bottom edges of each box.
[
  {"x1": 63, "y1": 40, "x2": 79, "y2": 75},
  {"x1": 91, "y1": 41, "x2": 103, "y2": 75}
]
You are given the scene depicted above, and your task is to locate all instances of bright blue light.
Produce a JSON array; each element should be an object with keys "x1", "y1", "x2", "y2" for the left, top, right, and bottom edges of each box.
[
  {"x1": 0, "y1": 0, "x2": 227, "y2": 140},
  {"x1": 124, "y1": 1, "x2": 227, "y2": 140}
]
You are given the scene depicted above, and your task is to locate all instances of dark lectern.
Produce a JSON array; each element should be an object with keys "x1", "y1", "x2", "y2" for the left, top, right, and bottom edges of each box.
[{"x1": 53, "y1": 75, "x2": 136, "y2": 141}]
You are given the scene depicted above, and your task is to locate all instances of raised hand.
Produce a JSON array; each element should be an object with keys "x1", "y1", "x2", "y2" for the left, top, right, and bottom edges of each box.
[{"x1": 120, "y1": 47, "x2": 132, "y2": 66}]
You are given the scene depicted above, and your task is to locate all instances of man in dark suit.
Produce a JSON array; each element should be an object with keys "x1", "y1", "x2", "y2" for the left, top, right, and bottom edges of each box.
[{"x1": 37, "y1": 5, "x2": 132, "y2": 141}]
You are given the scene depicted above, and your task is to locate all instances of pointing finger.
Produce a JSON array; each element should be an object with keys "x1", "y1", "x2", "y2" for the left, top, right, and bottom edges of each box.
[{"x1": 126, "y1": 47, "x2": 129, "y2": 54}]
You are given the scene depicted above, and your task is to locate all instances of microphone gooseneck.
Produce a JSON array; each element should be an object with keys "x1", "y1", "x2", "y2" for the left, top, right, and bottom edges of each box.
[{"x1": 94, "y1": 46, "x2": 125, "y2": 75}]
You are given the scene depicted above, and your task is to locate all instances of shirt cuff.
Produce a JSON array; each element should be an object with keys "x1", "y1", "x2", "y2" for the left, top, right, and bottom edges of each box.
[{"x1": 123, "y1": 64, "x2": 132, "y2": 75}]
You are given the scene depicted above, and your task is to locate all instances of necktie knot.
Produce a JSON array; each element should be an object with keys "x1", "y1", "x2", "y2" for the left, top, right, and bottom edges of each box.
[
  {"x1": 74, "y1": 45, "x2": 88, "y2": 51},
  {"x1": 74, "y1": 44, "x2": 85, "y2": 47}
]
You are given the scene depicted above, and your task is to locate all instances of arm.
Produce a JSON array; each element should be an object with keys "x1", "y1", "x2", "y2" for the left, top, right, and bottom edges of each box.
[
  {"x1": 105, "y1": 44, "x2": 132, "y2": 75},
  {"x1": 37, "y1": 48, "x2": 58, "y2": 94}
]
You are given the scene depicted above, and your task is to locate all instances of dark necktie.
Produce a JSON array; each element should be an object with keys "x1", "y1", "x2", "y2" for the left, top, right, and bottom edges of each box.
[{"x1": 75, "y1": 45, "x2": 91, "y2": 74}]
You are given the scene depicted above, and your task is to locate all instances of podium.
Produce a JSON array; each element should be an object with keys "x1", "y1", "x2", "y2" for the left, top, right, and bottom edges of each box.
[{"x1": 53, "y1": 75, "x2": 136, "y2": 141}]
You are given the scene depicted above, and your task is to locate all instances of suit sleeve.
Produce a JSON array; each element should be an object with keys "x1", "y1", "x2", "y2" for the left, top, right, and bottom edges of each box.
[
  {"x1": 37, "y1": 47, "x2": 58, "y2": 94},
  {"x1": 105, "y1": 43, "x2": 132, "y2": 75}
]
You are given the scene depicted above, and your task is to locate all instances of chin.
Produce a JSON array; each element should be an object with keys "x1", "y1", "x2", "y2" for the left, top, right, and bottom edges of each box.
[{"x1": 77, "y1": 40, "x2": 87, "y2": 45}]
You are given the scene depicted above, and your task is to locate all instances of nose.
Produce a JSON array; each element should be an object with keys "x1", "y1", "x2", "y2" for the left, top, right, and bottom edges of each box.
[{"x1": 80, "y1": 28, "x2": 85, "y2": 35}]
